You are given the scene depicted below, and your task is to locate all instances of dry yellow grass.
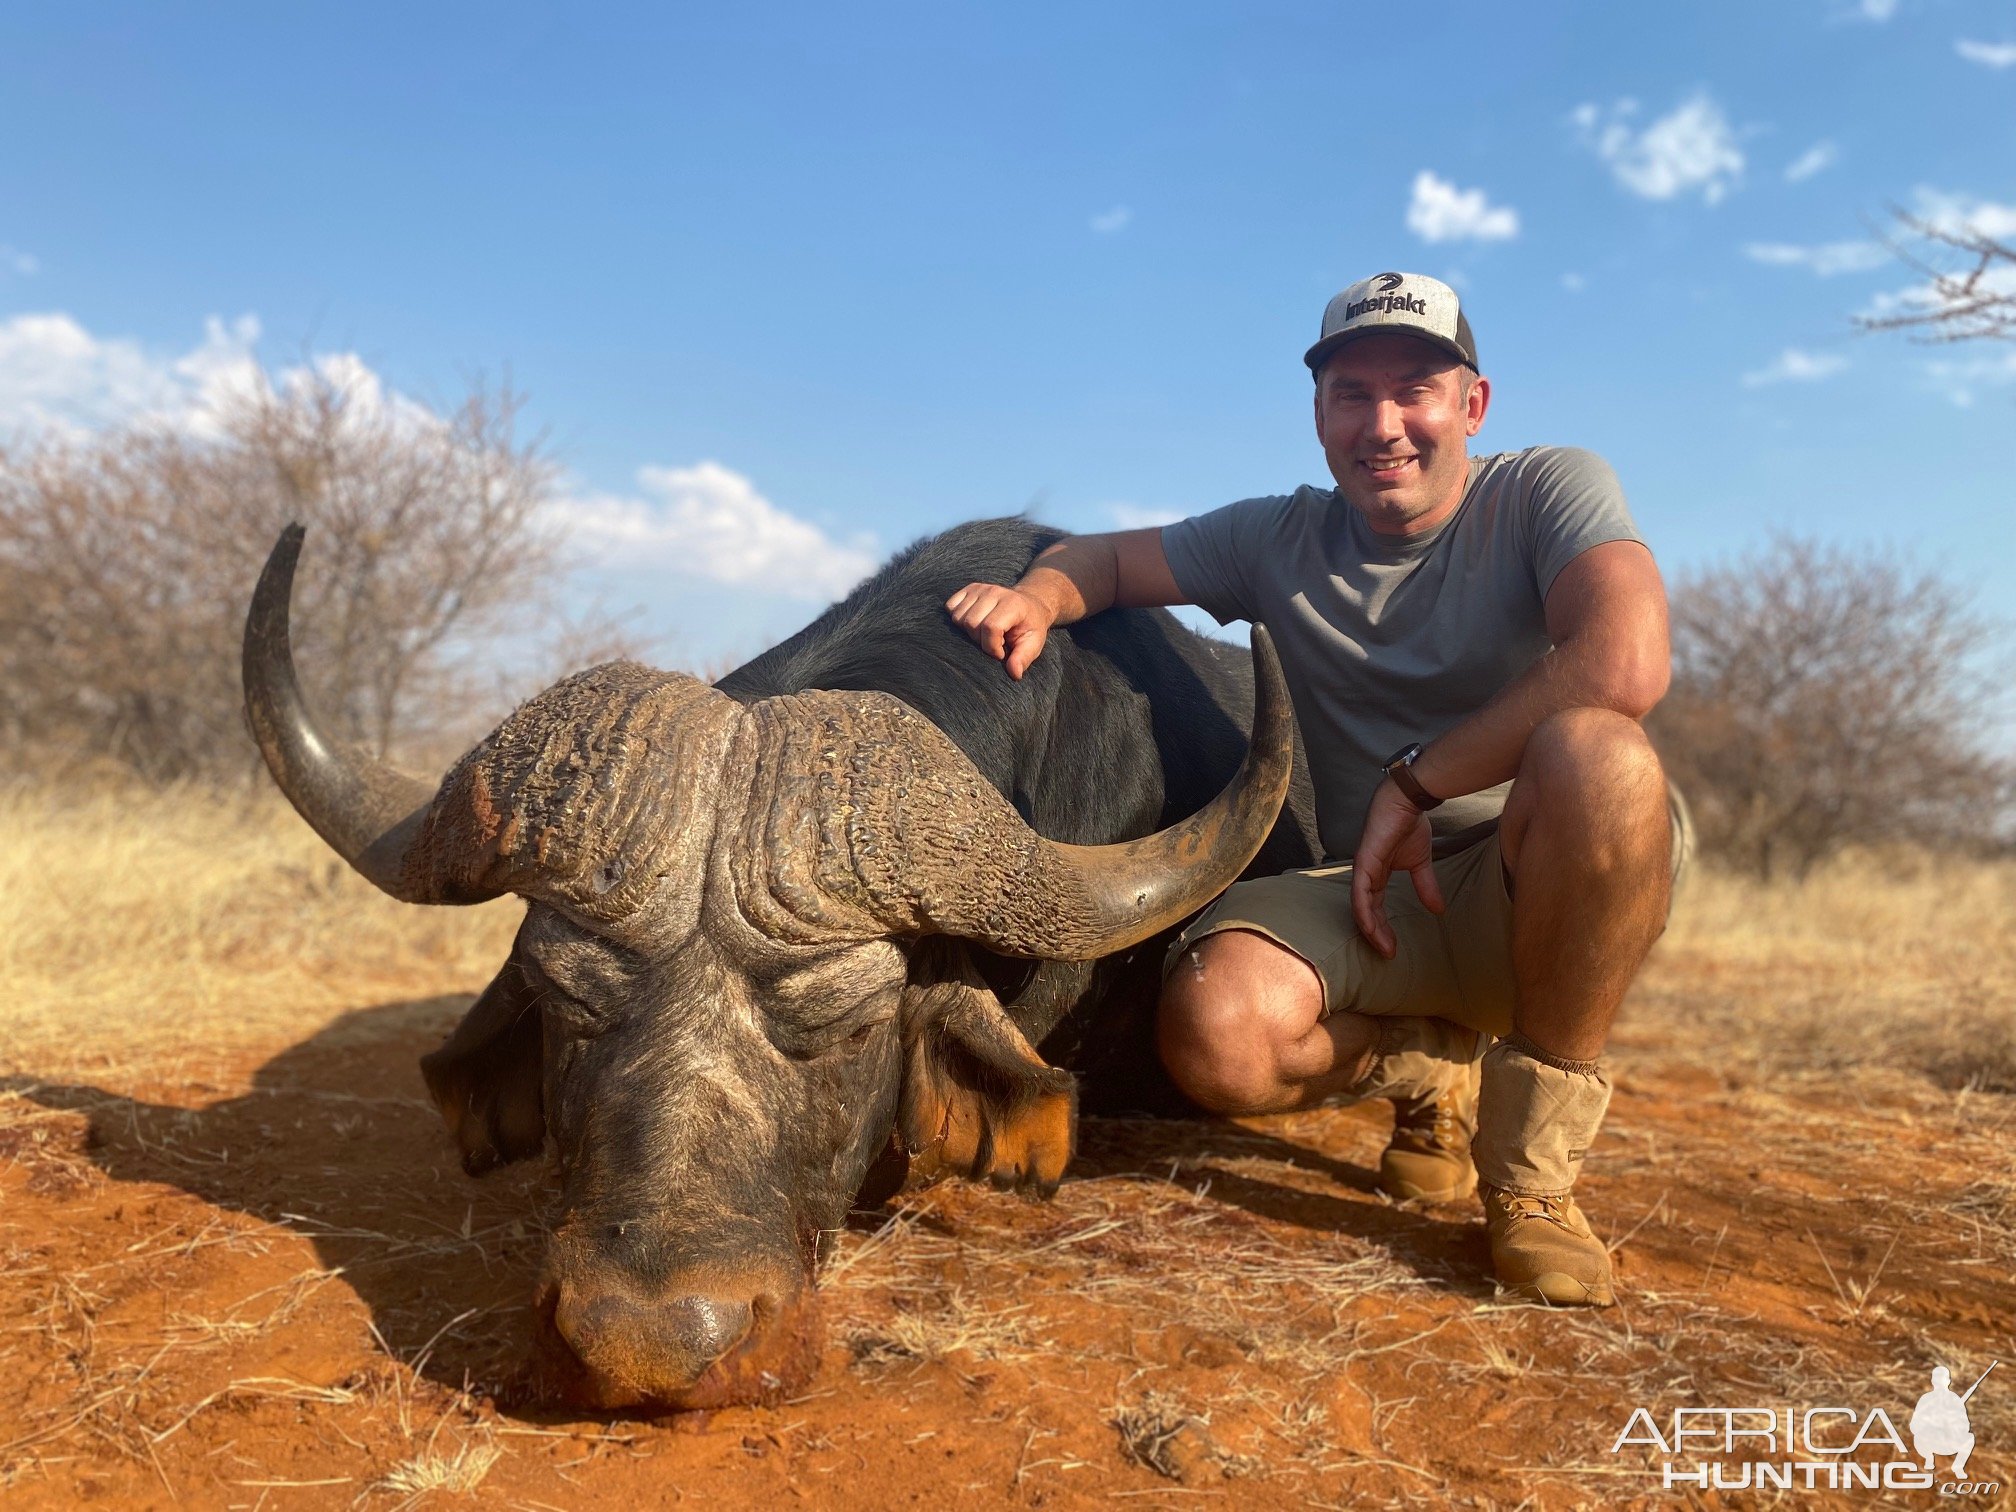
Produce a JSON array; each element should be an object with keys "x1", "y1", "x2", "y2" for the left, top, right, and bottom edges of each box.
[
  {"x1": 0, "y1": 781, "x2": 521, "y2": 1078},
  {"x1": 7, "y1": 779, "x2": 2006, "y2": 1088},
  {"x1": 1654, "y1": 843, "x2": 2016, "y2": 1092}
]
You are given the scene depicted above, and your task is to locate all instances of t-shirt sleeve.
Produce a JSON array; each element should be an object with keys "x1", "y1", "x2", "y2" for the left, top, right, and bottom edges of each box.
[
  {"x1": 1521, "y1": 447, "x2": 1647, "y2": 597},
  {"x1": 1159, "y1": 494, "x2": 1293, "y2": 627}
]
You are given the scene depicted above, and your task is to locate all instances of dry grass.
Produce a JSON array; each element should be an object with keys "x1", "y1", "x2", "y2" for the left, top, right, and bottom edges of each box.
[
  {"x1": 2, "y1": 786, "x2": 2013, "y2": 1508},
  {"x1": 823, "y1": 1169, "x2": 1426, "y2": 1387},
  {"x1": 841, "y1": 1288, "x2": 1040, "y2": 1367},
  {"x1": 375, "y1": 1438, "x2": 502, "y2": 1505},
  {"x1": 0, "y1": 781, "x2": 520, "y2": 1076},
  {"x1": 7, "y1": 778, "x2": 2006, "y2": 1088},
  {"x1": 1655, "y1": 846, "x2": 2016, "y2": 1091}
]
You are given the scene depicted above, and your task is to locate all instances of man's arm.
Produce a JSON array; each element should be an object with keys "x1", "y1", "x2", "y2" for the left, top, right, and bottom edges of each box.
[
  {"x1": 1350, "y1": 540, "x2": 1670, "y2": 955},
  {"x1": 945, "y1": 527, "x2": 1188, "y2": 679},
  {"x1": 1411, "y1": 539, "x2": 1670, "y2": 799}
]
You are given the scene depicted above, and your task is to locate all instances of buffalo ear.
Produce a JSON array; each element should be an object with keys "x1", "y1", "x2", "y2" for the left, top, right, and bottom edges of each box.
[
  {"x1": 899, "y1": 977, "x2": 1076, "y2": 1197},
  {"x1": 419, "y1": 955, "x2": 546, "y2": 1176}
]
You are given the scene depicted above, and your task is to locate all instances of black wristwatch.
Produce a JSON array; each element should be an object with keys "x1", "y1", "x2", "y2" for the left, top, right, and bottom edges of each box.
[{"x1": 1380, "y1": 742, "x2": 1444, "y2": 811}]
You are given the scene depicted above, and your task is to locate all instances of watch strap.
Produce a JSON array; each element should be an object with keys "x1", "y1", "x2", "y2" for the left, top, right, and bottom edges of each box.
[{"x1": 1382, "y1": 742, "x2": 1444, "y2": 811}]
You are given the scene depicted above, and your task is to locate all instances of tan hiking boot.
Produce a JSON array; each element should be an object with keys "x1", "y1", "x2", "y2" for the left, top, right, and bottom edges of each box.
[
  {"x1": 1379, "y1": 1054, "x2": 1480, "y2": 1202},
  {"x1": 1481, "y1": 1184, "x2": 1615, "y2": 1306}
]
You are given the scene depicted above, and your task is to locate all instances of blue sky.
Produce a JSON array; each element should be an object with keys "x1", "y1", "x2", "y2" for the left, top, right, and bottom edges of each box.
[{"x1": 1, "y1": 1, "x2": 2011, "y2": 674}]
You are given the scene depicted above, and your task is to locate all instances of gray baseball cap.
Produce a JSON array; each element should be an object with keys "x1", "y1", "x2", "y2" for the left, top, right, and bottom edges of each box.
[{"x1": 1304, "y1": 271, "x2": 1478, "y2": 376}]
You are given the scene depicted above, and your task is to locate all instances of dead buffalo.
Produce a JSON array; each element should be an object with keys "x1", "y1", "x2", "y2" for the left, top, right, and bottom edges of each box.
[{"x1": 242, "y1": 517, "x2": 1316, "y2": 1411}]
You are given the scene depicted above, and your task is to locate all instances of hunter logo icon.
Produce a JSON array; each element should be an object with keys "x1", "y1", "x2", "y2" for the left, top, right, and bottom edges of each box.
[
  {"x1": 1373, "y1": 272, "x2": 1404, "y2": 291},
  {"x1": 1911, "y1": 1362, "x2": 1994, "y2": 1481}
]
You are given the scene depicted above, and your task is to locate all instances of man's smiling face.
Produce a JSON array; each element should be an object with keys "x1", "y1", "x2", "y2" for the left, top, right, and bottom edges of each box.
[{"x1": 1313, "y1": 332, "x2": 1490, "y2": 535}]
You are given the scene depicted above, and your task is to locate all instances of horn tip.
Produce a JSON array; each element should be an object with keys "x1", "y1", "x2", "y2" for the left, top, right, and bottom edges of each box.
[{"x1": 1247, "y1": 621, "x2": 1284, "y2": 685}]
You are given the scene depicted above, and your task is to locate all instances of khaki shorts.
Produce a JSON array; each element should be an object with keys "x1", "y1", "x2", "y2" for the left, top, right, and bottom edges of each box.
[{"x1": 1162, "y1": 794, "x2": 1693, "y2": 1040}]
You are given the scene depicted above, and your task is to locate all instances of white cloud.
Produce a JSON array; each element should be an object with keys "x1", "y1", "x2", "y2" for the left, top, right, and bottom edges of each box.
[
  {"x1": 1853, "y1": 0, "x2": 1898, "y2": 19},
  {"x1": 0, "y1": 310, "x2": 271, "y2": 438},
  {"x1": 1107, "y1": 503, "x2": 1183, "y2": 530},
  {"x1": 0, "y1": 309, "x2": 453, "y2": 457},
  {"x1": 1743, "y1": 240, "x2": 1889, "y2": 276},
  {"x1": 1405, "y1": 171, "x2": 1519, "y2": 244},
  {"x1": 1784, "y1": 141, "x2": 1839, "y2": 183},
  {"x1": 1742, "y1": 348, "x2": 1849, "y2": 387},
  {"x1": 1560, "y1": 272, "x2": 1586, "y2": 293},
  {"x1": 1923, "y1": 348, "x2": 2016, "y2": 407},
  {"x1": 1957, "y1": 38, "x2": 2016, "y2": 67},
  {"x1": 0, "y1": 309, "x2": 871, "y2": 604},
  {"x1": 1573, "y1": 93, "x2": 1745, "y2": 205},
  {"x1": 1909, "y1": 186, "x2": 2016, "y2": 242},
  {"x1": 1089, "y1": 205, "x2": 1132, "y2": 235},
  {"x1": 0, "y1": 245, "x2": 36, "y2": 276},
  {"x1": 557, "y1": 462, "x2": 875, "y2": 602}
]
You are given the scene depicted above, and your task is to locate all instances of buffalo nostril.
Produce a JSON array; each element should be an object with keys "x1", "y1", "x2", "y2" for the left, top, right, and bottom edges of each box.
[
  {"x1": 553, "y1": 1287, "x2": 755, "y2": 1382},
  {"x1": 656, "y1": 1294, "x2": 753, "y2": 1366}
]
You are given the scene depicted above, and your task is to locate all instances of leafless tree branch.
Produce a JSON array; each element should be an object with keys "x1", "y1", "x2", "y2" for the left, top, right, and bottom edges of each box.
[
  {"x1": 0, "y1": 362, "x2": 648, "y2": 784},
  {"x1": 1857, "y1": 206, "x2": 2016, "y2": 345}
]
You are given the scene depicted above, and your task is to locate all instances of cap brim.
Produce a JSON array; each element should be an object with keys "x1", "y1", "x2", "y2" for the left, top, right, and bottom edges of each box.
[{"x1": 1304, "y1": 326, "x2": 1476, "y2": 375}]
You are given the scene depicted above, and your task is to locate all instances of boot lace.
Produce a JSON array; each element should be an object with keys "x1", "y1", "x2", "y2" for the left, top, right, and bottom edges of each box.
[{"x1": 1494, "y1": 1192, "x2": 1576, "y2": 1229}]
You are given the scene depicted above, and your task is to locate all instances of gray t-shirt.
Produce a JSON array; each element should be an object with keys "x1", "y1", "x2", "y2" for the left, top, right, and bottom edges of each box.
[{"x1": 1162, "y1": 446, "x2": 1644, "y2": 863}]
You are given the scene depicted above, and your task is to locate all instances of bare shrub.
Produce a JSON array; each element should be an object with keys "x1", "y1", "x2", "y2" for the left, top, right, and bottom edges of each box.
[
  {"x1": 0, "y1": 362, "x2": 626, "y2": 782},
  {"x1": 1651, "y1": 536, "x2": 2013, "y2": 878},
  {"x1": 1859, "y1": 207, "x2": 2016, "y2": 346}
]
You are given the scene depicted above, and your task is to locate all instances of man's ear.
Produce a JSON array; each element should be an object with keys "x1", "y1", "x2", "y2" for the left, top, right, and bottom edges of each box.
[
  {"x1": 898, "y1": 973, "x2": 1076, "y2": 1198},
  {"x1": 419, "y1": 953, "x2": 546, "y2": 1176}
]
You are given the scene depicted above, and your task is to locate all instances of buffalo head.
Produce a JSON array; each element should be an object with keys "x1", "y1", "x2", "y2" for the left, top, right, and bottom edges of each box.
[{"x1": 242, "y1": 525, "x2": 1291, "y2": 1409}]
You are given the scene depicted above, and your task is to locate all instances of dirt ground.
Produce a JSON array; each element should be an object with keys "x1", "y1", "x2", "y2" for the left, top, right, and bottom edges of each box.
[{"x1": 3, "y1": 814, "x2": 2013, "y2": 1509}]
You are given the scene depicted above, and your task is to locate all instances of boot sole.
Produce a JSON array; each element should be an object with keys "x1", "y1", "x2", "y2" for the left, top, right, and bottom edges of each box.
[
  {"x1": 1378, "y1": 1168, "x2": 1479, "y2": 1203},
  {"x1": 1504, "y1": 1271, "x2": 1616, "y2": 1308}
]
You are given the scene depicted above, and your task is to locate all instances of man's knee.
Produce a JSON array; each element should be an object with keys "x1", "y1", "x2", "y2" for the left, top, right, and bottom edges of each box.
[
  {"x1": 1505, "y1": 708, "x2": 1668, "y2": 863},
  {"x1": 1157, "y1": 930, "x2": 1321, "y2": 1114},
  {"x1": 1523, "y1": 707, "x2": 1663, "y2": 796}
]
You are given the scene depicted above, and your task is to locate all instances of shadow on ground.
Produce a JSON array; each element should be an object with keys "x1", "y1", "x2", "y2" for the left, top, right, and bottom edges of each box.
[{"x1": 7, "y1": 996, "x2": 1483, "y2": 1411}]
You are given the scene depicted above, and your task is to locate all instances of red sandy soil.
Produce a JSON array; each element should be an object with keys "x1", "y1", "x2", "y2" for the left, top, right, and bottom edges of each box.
[{"x1": 3, "y1": 958, "x2": 2012, "y2": 1511}]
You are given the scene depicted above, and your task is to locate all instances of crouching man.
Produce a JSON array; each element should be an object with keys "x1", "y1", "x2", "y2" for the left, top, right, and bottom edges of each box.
[{"x1": 947, "y1": 271, "x2": 1688, "y2": 1306}]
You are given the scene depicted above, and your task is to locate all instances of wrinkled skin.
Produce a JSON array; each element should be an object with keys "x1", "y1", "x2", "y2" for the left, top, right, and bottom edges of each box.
[
  {"x1": 245, "y1": 521, "x2": 1301, "y2": 1412},
  {"x1": 417, "y1": 684, "x2": 1092, "y2": 1408},
  {"x1": 517, "y1": 910, "x2": 907, "y2": 1409}
]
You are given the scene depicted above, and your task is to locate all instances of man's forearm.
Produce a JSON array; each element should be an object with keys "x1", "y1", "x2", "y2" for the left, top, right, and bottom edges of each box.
[
  {"x1": 1408, "y1": 636, "x2": 1665, "y2": 803},
  {"x1": 1016, "y1": 536, "x2": 1122, "y2": 627}
]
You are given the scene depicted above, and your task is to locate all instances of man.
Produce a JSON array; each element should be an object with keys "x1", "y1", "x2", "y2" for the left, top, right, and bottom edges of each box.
[{"x1": 946, "y1": 271, "x2": 1684, "y2": 1307}]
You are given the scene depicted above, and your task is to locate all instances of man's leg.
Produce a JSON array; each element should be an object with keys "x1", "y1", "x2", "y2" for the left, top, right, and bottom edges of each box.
[
  {"x1": 1478, "y1": 707, "x2": 1673, "y2": 1305},
  {"x1": 1158, "y1": 929, "x2": 1483, "y2": 1200},
  {"x1": 1157, "y1": 929, "x2": 1375, "y2": 1113},
  {"x1": 1497, "y1": 708, "x2": 1674, "y2": 1061}
]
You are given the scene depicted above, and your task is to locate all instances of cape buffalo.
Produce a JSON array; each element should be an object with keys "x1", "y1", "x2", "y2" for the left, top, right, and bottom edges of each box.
[{"x1": 242, "y1": 517, "x2": 1317, "y2": 1411}]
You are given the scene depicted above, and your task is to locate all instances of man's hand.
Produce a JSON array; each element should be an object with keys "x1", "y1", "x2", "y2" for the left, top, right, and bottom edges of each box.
[
  {"x1": 1351, "y1": 778, "x2": 1445, "y2": 959},
  {"x1": 946, "y1": 530, "x2": 1185, "y2": 680},
  {"x1": 946, "y1": 582, "x2": 1056, "y2": 680}
]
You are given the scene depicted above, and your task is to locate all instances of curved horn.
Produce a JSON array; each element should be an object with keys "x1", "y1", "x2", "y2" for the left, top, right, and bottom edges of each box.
[
  {"x1": 243, "y1": 525, "x2": 485, "y2": 904},
  {"x1": 844, "y1": 627, "x2": 1296, "y2": 960}
]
